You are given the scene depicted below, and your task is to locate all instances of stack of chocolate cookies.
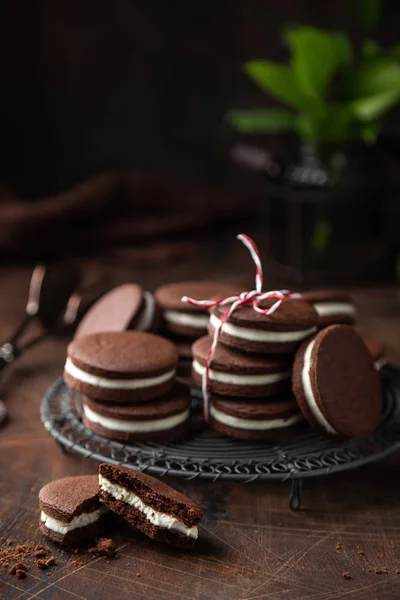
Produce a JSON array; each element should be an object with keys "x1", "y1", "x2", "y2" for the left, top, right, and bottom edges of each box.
[
  {"x1": 64, "y1": 331, "x2": 192, "y2": 443},
  {"x1": 154, "y1": 281, "x2": 241, "y2": 379},
  {"x1": 192, "y1": 290, "x2": 384, "y2": 440}
]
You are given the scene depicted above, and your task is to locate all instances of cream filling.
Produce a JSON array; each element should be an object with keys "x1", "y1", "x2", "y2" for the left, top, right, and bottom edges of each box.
[
  {"x1": 209, "y1": 313, "x2": 316, "y2": 343},
  {"x1": 313, "y1": 301, "x2": 356, "y2": 318},
  {"x1": 164, "y1": 310, "x2": 209, "y2": 329},
  {"x1": 301, "y1": 340, "x2": 337, "y2": 435},
  {"x1": 135, "y1": 291, "x2": 156, "y2": 331},
  {"x1": 210, "y1": 404, "x2": 303, "y2": 431},
  {"x1": 192, "y1": 359, "x2": 291, "y2": 386},
  {"x1": 40, "y1": 507, "x2": 107, "y2": 535},
  {"x1": 84, "y1": 404, "x2": 190, "y2": 432},
  {"x1": 64, "y1": 358, "x2": 175, "y2": 390},
  {"x1": 99, "y1": 475, "x2": 198, "y2": 539},
  {"x1": 374, "y1": 357, "x2": 387, "y2": 371}
]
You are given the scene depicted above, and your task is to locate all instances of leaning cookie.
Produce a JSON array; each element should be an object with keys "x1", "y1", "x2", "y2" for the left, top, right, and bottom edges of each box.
[
  {"x1": 292, "y1": 325, "x2": 383, "y2": 438},
  {"x1": 39, "y1": 476, "x2": 109, "y2": 546},
  {"x1": 302, "y1": 290, "x2": 356, "y2": 328},
  {"x1": 99, "y1": 464, "x2": 202, "y2": 549},
  {"x1": 82, "y1": 384, "x2": 191, "y2": 442},
  {"x1": 155, "y1": 281, "x2": 242, "y2": 337},
  {"x1": 192, "y1": 335, "x2": 292, "y2": 397},
  {"x1": 209, "y1": 298, "x2": 318, "y2": 354},
  {"x1": 208, "y1": 394, "x2": 304, "y2": 440},
  {"x1": 75, "y1": 283, "x2": 158, "y2": 339},
  {"x1": 64, "y1": 331, "x2": 178, "y2": 403}
]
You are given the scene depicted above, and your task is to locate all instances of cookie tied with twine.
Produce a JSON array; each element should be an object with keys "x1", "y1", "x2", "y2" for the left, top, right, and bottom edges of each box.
[{"x1": 182, "y1": 234, "x2": 303, "y2": 421}]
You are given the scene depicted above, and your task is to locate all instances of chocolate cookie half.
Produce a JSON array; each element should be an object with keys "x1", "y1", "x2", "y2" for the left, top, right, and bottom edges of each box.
[
  {"x1": 39, "y1": 476, "x2": 108, "y2": 546},
  {"x1": 192, "y1": 335, "x2": 292, "y2": 397},
  {"x1": 209, "y1": 394, "x2": 304, "y2": 440},
  {"x1": 99, "y1": 464, "x2": 202, "y2": 548},
  {"x1": 64, "y1": 331, "x2": 178, "y2": 403},
  {"x1": 209, "y1": 298, "x2": 318, "y2": 354},
  {"x1": 155, "y1": 281, "x2": 241, "y2": 337},
  {"x1": 292, "y1": 325, "x2": 383, "y2": 438},
  {"x1": 82, "y1": 383, "x2": 191, "y2": 442},
  {"x1": 302, "y1": 290, "x2": 356, "y2": 328},
  {"x1": 75, "y1": 283, "x2": 157, "y2": 339}
]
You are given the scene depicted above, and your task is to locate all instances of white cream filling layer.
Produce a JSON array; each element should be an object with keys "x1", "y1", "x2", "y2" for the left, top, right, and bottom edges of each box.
[
  {"x1": 210, "y1": 404, "x2": 303, "y2": 431},
  {"x1": 64, "y1": 358, "x2": 175, "y2": 390},
  {"x1": 301, "y1": 340, "x2": 337, "y2": 435},
  {"x1": 135, "y1": 291, "x2": 156, "y2": 331},
  {"x1": 40, "y1": 507, "x2": 107, "y2": 535},
  {"x1": 313, "y1": 301, "x2": 356, "y2": 318},
  {"x1": 374, "y1": 357, "x2": 387, "y2": 371},
  {"x1": 99, "y1": 475, "x2": 198, "y2": 539},
  {"x1": 210, "y1": 313, "x2": 316, "y2": 343},
  {"x1": 84, "y1": 404, "x2": 190, "y2": 432},
  {"x1": 164, "y1": 310, "x2": 209, "y2": 329},
  {"x1": 192, "y1": 360, "x2": 291, "y2": 386}
]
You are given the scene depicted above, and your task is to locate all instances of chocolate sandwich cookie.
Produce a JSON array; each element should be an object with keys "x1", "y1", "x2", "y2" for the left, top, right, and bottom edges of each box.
[
  {"x1": 293, "y1": 325, "x2": 383, "y2": 438},
  {"x1": 155, "y1": 281, "x2": 241, "y2": 337},
  {"x1": 302, "y1": 290, "x2": 356, "y2": 328},
  {"x1": 192, "y1": 335, "x2": 292, "y2": 397},
  {"x1": 75, "y1": 283, "x2": 157, "y2": 339},
  {"x1": 64, "y1": 331, "x2": 178, "y2": 403},
  {"x1": 209, "y1": 298, "x2": 318, "y2": 354},
  {"x1": 82, "y1": 383, "x2": 191, "y2": 442},
  {"x1": 39, "y1": 476, "x2": 109, "y2": 546},
  {"x1": 359, "y1": 333, "x2": 387, "y2": 370},
  {"x1": 209, "y1": 394, "x2": 304, "y2": 440},
  {"x1": 99, "y1": 464, "x2": 202, "y2": 548}
]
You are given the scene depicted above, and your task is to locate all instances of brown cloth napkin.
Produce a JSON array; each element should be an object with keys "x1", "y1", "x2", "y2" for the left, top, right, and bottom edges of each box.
[{"x1": 0, "y1": 171, "x2": 247, "y2": 261}]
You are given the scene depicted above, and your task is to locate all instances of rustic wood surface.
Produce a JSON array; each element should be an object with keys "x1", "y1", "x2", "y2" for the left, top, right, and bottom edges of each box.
[{"x1": 1, "y1": 248, "x2": 400, "y2": 600}]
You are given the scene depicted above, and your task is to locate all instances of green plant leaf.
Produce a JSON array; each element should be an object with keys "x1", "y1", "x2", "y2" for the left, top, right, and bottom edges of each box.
[
  {"x1": 362, "y1": 39, "x2": 381, "y2": 58},
  {"x1": 285, "y1": 27, "x2": 341, "y2": 99},
  {"x1": 352, "y1": 87, "x2": 400, "y2": 121},
  {"x1": 360, "y1": 122, "x2": 380, "y2": 144},
  {"x1": 244, "y1": 60, "x2": 307, "y2": 110},
  {"x1": 332, "y1": 33, "x2": 353, "y2": 66},
  {"x1": 346, "y1": 58, "x2": 400, "y2": 99},
  {"x1": 227, "y1": 108, "x2": 296, "y2": 133},
  {"x1": 390, "y1": 42, "x2": 400, "y2": 62}
]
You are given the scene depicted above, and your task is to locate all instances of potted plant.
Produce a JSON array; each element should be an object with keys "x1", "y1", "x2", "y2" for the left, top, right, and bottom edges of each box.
[{"x1": 227, "y1": 26, "x2": 400, "y2": 283}]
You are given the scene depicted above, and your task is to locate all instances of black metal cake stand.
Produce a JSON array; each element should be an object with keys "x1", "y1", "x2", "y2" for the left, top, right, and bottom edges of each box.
[{"x1": 40, "y1": 366, "x2": 400, "y2": 510}]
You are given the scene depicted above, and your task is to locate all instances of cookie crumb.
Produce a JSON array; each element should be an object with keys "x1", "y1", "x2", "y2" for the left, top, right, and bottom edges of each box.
[
  {"x1": 88, "y1": 538, "x2": 116, "y2": 558},
  {"x1": 336, "y1": 543, "x2": 342, "y2": 550},
  {"x1": 16, "y1": 569, "x2": 27, "y2": 579},
  {"x1": 136, "y1": 572, "x2": 141, "y2": 577},
  {"x1": 37, "y1": 557, "x2": 56, "y2": 570},
  {"x1": 369, "y1": 567, "x2": 388, "y2": 575},
  {"x1": 9, "y1": 562, "x2": 29, "y2": 575},
  {"x1": 357, "y1": 550, "x2": 365, "y2": 557},
  {"x1": 342, "y1": 572, "x2": 351, "y2": 580},
  {"x1": 34, "y1": 545, "x2": 48, "y2": 558}
]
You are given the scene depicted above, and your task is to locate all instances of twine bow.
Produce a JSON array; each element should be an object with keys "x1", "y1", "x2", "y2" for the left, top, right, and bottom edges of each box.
[{"x1": 182, "y1": 234, "x2": 302, "y2": 421}]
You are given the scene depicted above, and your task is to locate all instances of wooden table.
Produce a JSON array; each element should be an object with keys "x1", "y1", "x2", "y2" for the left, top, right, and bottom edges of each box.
[{"x1": 1, "y1": 255, "x2": 400, "y2": 600}]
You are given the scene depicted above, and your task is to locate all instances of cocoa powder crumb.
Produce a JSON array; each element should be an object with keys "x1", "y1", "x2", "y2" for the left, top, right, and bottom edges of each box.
[
  {"x1": 342, "y1": 572, "x2": 351, "y2": 580},
  {"x1": 34, "y1": 545, "x2": 48, "y2": 558},
  {"x1": 357, "y1": 550, "x2": 365, "y2": 557},
  {"x1": 88, "y1": 538, "x2": 116, "y2": 558},
  {"x1": 9, "y1": 562, "x2": 29, "y2": 575},
  {"x1": 16, "y1": 569, "x2": 27, "y2": 579},
  {"x1": 37, "y1": 556, "x2": 56, "y2": 570},
  {"x1": 369, "y1": 567, "x2": 388, "y2": 575},
  {"x1": 336, "y1": 543, "x2": 342, "y2": 550}
]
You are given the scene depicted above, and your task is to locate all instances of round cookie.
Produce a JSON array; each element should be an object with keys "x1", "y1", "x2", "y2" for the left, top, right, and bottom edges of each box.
[
  {"x1": 64, "y1": 331, "x2": 178, "y2": 403},
  {"x1": 209, "y1": 298, "x2": 318, "y2": 354},
  {"x1": 292, "y1": 325, "x2": 383, "y2": 438},
  {"x1": 359, "y1": 333, "x2": 387, "y2": 370},
  {"x1": 192, "y1": 335, "x2": 292, "y2": 397},
  {"x1": 155, "y1": 281, "x2": 242, "y2": 337},
  {"x1": 39, "y1": 475, "x2": 109, "y2": 546},
  {"x1": 209, "y1": 394, "x2": 304, "y2": 440},
  {"x1": 302, "y1": 290, "x2": 356, "y2": 328},
  {"x1": 75, "y1": 284, "x2": 158, "y2": 339},
  {"x1": 82, "y1": 383, "x2": 191, "y2": 442}
]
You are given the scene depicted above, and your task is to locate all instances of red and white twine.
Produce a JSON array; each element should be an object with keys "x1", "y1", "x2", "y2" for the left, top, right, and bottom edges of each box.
[{"x1": 182, "y1": 234, "x2": 302, "y2": 421}]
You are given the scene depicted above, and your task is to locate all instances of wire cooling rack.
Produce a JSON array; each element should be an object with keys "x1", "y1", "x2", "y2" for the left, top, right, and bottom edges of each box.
[{"x1": 41, "y1": 365, "x2": 400, "y2": 510}]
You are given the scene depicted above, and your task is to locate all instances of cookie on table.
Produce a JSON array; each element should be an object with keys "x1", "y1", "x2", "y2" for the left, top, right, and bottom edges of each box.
[
  {"x1": 39, "y1": 476, "x2": 108, "y2": 546},
  {"x1": 209, "y1": 394, "x2": 304, "y2": 440},
  {"x1": 75, "y1": 283, "x2": 158, "y2": 339},
  {"x1": 192, "y1": 335, "x2": 292, "y2": 397},
  {"x1": 82, "y1": 383, "x2": 191, "y2": 442},
  {"x1": 64, "y1": 331, "x2": 178, "y2": 403},
  {"x1": 302, "y1": 290, "x2": 356, "y2": 328},
  {"x1": 155, "y1": 281, "x2": 242, "y2": 337},
  {"x1": 359, "y1": 333, "x2": 387, "y2": 371},
  {"x1": 209, "y1": 298, "x2": 318, "y2": 354},
  {"x1": 99, "y1": 464, "x2": 202, "y2": 549},
  {"x1": 292, "y1": 325, "x2": 383, "y2": 438}
]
